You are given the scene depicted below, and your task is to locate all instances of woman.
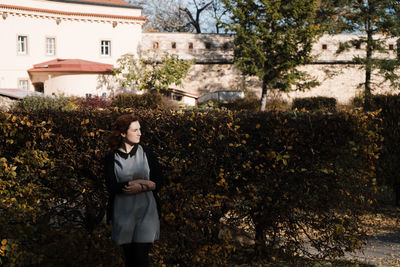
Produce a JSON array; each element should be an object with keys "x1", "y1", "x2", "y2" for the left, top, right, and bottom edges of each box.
[{"x1": 103, "y1": 114, "x2": 162, "y2": 267}]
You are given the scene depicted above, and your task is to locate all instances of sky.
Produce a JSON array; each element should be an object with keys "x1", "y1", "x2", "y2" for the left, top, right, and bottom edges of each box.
[{"x1": 125, "y1": 0, "x2": 230, "y2": 33}]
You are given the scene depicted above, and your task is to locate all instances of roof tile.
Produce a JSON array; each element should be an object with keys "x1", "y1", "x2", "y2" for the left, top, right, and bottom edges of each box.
[{"x1": 28, "y1": 58, "x2": 114, "y2": 73}]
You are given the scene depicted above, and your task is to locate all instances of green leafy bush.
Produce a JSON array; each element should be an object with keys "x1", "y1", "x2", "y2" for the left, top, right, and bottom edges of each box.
[
  {"x1": 0, "y1": 112, "x2": 118, "y2": 266},
  {"x1": 222, "y1": 96, "x2": 260, "y2": 111},
  {"x1": 111, "y1": 93, "x2": 164, "y2": 109},
  {"x1": 197, "y1": 96, "x2": 259, "y2": 111},
  {"x1": 13, "y1": 95, "x2": 76, "y2": 111},
  {"x1": 76, "y1": 96, "x2": 111, "y2": 110},
  {"x1": 0, "y1": 109, "x2": 379, "y2": 266},
  {"x1": 292, "y1": 97, "x2": 337, "y2": 112},
  {"x1": 362, "y1": 94, "x2": 400, "y2": 204},
  {"x1": 113, "y1": 53, "x2": 193, "y2": 92}
]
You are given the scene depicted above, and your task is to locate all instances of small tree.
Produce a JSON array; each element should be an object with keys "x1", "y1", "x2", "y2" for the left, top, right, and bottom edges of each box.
[
  {"x1": 222, "y1": 0, "x2": 322, "y2": 111},
  {"x1": 113, "y1": 53, "x2": 193, "y2": 93}
]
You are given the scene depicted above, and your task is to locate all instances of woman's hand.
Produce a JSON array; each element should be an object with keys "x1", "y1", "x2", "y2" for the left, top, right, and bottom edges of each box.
[
  {"x1": 122, "y1": 182, "x2": 142, "y2": 195},
  {"x1": 123, "y1": 179, "x2": 156, "y2": 194}
]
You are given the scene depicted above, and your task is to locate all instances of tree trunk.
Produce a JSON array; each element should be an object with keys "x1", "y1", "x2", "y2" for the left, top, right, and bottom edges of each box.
[
  {"x1": 260, "y1": 77, "x2": 268, "y2": 111},
  {"x1": 364, "y1": 17, "x2": 373, "y2": 107},
  {"x1": 365, "y1": 30, "x2": 372, "y2": 98},
  {"x1": 251, "y1": 208, "x2": 269, "y2": 259},
  {"x1": 254, "y1": 222, "x2": 267, "y2": 258}
]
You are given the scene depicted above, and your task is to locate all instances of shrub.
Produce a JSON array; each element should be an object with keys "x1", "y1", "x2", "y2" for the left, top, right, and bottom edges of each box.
[
  {"x1": 223, "y1": 96, "x2": 259, "y2": 111},
  {"x1": 13, "y1": 95, "x2": 75, "y2": 111},
  {"x1": 0, "y1": 109, "x2": 380, "y2": 265},
  {"x1": 292, "y1": 96, "x2": 337, "y2": 112},
  {"x1": 111, "y1": 93, "x2": 164, "y2": 109},
  {"x1": 76, "y1": 95, "x2": 111, "y2": 110},
  {"x1": 196, "y1": 100, "x2": 221, "y2": 110},
  {"x1": 362, "y1": 94, "x2": 400, "y2": 205},
  {"x1": 351, "y1": 95, "x2": 364, "y2": 108},
  {"x1": 0, "y1": 96, "x2": 16, "y2": 112},
  {"x1": 0, "y1": 111, "x2": 117, "y2": 266},
  {"x1": 197, "y1": 96, "x2": 260, "y2": 111}
]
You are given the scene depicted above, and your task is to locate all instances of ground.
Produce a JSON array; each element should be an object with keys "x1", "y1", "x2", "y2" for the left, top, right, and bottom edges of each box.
[
  {"x1": 343, "y1": 204, "x2": 400, "y2": 267},
  {"x1": 229, "y1": 203, "x2": 400, "y2": 267}
]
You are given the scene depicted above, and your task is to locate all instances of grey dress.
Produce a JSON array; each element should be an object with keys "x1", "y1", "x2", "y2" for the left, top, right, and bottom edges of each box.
[{"x1": 112, "y1": 145, "x2": 160, "y2": 245}]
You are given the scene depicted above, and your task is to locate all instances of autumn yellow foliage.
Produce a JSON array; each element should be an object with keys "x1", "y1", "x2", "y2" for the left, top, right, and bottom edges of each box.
[{"x1": 0, "y1": 109, "x2": 380, "y2": 266}]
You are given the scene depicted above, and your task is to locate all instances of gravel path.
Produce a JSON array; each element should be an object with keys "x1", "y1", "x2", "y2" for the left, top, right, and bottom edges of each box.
[{"x1": 344, "y1": 232, "x2": 400, "y2": 266}]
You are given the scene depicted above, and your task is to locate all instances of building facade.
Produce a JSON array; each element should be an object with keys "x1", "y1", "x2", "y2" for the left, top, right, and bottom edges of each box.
[
  {"x1": 141, "y1": 33, "x2": 400, "y2": 104},
  {"x1": 0, "y1": 0, "x2": 144, "y2": 97},
  {"x1": 1, "y1": 0, "x2": 400, "y2": 105}
]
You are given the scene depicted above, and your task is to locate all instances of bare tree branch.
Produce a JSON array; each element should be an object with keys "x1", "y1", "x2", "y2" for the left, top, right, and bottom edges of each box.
[{"x1": 179, "y1": 1, "x2": 213, "y2": 33}]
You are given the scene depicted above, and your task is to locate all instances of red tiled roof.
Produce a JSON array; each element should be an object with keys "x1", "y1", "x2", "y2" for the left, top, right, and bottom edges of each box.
[
  {"x1": 0, "y1": 4, "x2": 146, "y2": 21},
  {"x1": 28, "y1": 59, "x2": 114, "y2": 73}
]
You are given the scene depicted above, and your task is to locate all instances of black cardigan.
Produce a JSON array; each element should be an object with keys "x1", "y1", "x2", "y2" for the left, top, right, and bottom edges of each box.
[{"x1": 103, "y1": 144, "x2": 163, "y2": 223}]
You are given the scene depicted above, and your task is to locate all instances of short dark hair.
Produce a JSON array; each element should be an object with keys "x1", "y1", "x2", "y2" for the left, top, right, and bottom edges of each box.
[{"x1": 108, "y1": 114, "x2": 139, "y2": 150}]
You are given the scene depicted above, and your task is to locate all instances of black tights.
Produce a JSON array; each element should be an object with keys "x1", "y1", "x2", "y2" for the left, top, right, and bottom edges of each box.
[{"x1": 121, "y1": 242, "x2": 152, "y2": 267}]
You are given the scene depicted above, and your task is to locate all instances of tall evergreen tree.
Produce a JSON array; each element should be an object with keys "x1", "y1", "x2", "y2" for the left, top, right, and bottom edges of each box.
[
  {"x1": 222, "y1": 0, "x2": 322, "y2": 111},
  {"x1": 319, "y1": 0, "x2": 400, "y2": 103}
]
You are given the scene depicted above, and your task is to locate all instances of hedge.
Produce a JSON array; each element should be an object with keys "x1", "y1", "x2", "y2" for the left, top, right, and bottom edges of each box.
[
  {"x1": 292, "y1": 97, "x2": 337, "y2": 112},
  {"x1": 0, "y1": 109, "x2": 379, "y2": 266},
  {"x1": 364, "y1": 94, "x2": 400, "y2": 205},
  {"x1": 111, "y1": 93, "x2": 164, "y2": 109}
]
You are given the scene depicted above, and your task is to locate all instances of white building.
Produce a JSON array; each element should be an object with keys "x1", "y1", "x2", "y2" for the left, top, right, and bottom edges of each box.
[{"x1": 0, "y1": 0, "x2": 144, "y2": 97}]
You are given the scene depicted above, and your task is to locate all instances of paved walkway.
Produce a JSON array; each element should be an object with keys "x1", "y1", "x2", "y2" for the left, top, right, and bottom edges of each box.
[{"x1": 344, "y1": 232, "x2": 400, "y2": 266}]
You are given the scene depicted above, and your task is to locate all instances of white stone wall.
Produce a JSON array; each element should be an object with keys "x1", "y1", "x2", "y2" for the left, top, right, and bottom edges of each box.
[
  {"x1": 29, "y1": 71, "x2": 114, "y2": 97},
  {"x1": 311, "y1": 34, "x2": 398, "y2": 62},
  {"x1": 141, "y1": 32, "x2": 233, "y2": 62},
  {"x1": 142, "y1": 32, "x2": 400, "y2": 104}
]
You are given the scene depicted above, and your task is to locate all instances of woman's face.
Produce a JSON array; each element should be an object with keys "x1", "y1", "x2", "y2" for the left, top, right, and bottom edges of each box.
[{"x1": 121, "y1": 121, "x2": 141, "y2": 144}]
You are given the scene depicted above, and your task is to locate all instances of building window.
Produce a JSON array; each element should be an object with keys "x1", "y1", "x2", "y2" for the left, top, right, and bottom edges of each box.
[
  {"x1": 354, "y1": 43, "x2": 361, "y2": 49},
  {"x1": 173, "y1": 95, "x2": 183, "y2": 101},
  {"x1": 17, "y1": 35, "x2": 27, "y2": 54},
  {"x1": 389, "y1": 44, "x2": 395, "y2": 50},
  {"x1": 101, "y1": 40, "x2": 111, "y2": 56},
  {"x1": 153, "y1": 42, "x2": 159, "y2": 49},
  {"x1": 33, "y1": 82, "x2": 44, "y2": 93},
  {"x1": 46, "y1": 37, "x2": 56, "y2": 56},
  {"x1": 223, "y1": 42, "x2": 231, "y2": 50},
  {"x1": 188, "y1": 42, "x2": 194, "y2": 49},
  {"x1": 171, "y1": 42, "x2": 176, "y2": 49},
  {"x1": 18, "y1": 79, "x2": 28, "y2": 90},
  {"x1": 322, "y1": 44, "x2": 328, "y2": 50},
  {"x1": 205, "y1": 42, "x2": 212, "y2": 49}
]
